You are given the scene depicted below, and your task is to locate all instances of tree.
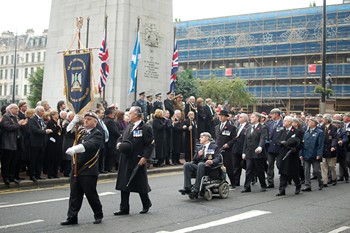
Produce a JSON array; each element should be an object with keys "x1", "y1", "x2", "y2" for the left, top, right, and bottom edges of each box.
[
  {"x1": 197, "y1": 74, "x2": 255, "y2": 107},
  {"x1": 27, "y1": 67, "x2": 44, "y2": 107},
  {"x1": 175, "y1": 69, "x2": 199, "y2": 99}
]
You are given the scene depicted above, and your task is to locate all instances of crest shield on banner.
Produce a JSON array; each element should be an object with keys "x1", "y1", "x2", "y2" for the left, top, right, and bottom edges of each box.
[{"x1": 63, "y1": 52, "x2": 94, "y2": 114}]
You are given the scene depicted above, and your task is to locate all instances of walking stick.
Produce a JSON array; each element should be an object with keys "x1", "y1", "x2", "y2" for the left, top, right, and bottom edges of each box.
[{"x1": 190, "y1": 119, "x2": 193, "y2": 161}]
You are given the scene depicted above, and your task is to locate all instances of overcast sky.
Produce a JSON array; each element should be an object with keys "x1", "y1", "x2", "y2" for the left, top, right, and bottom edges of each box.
[{"x1": 0, "y1": 0, "x2": 344, "y2": 35}]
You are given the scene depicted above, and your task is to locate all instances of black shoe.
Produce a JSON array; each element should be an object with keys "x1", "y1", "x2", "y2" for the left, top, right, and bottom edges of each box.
[
  {"x1": 276, "y1": 191, "x2": 286, "y2": 196},
  {"x1": 36, "y1": 177, "x2": 46, "y2": 180},
  {"x1": 93, "y1": 218, "x2": 103, "y2": 224},
  {"x1": 337, "y1": 177, "x2": 344, "y2": 182},
  {"x1": 346, "y1": 179, "x2": 349, "y2": 183},
  {"x1": 230, "y1": 185, "x2": 236, "y2": 189},
  {"x1": 60, "y1": 219, "x2": 78, "y2": 225},
  {"x1": 189, "y1": 188, "x2": 199, "y2": 198},
  {"x1": 48, "y1": 176, "x2": 53, "y2": 179},
  {"x1": 179, "y1": 188, "x2": 191, "y2": 195},
  {"x1": 31, "y1": 177, "x2": 37, "y2": 182},
  {"x1": 332, "y1": 180, "x2": 337, "y2": 186},
  {"x1": 140, "y1": 203, "x2": 152, "y2": 214},
  {"x1": 241, "y1": 188, "x2": 251, "y2": 193},
  {"x1": 9, "y1": 178, "x2": 20, "y2": 184},
  {"x1": 311, "y1": 175, "x2": 317, "y2": 180},
  {"x1": 3, "y1": 178, "x2": 10, "y2": 186},
  {"x1": 295, "y1": 185, "x2": 301, "y2": 195},
  {"x1": 113, "y1": 210, "x2": 129, "y2": 216},
  {"x1": 302, "y1": 187, "x2": 312, "y2": 192},
  {"x1": 15, "y1": 177, "x2": 25, "y2": 180},
  {"x1": 266, "y1": 184, "x2": 274, "y2": 188},
  {"x1": 323, "y1": 184, "x2": 328, "y2": 188},
  {"x1": 260, "y1": 187, "x2": 267, "y2": 192},
  {"x1": 100, "y1": 170, "x2": 108, "y2": 174},
  {"x1": 319, "y1": 184, "x2": 324, "y2": 190}
]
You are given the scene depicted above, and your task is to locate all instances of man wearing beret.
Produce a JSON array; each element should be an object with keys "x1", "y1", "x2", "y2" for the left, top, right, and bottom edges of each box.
[
  {"x1": 300, "y1": 117, "x2": 325, "y2": 191},
  {"x1": 114, "y1": 106, "x2": 154, "y2": 215},
  {"x1": 266, "y1": 108, "x2": 284, "y2": 188},
  {"x1": 61, "y1": 111, "x2": 104, "y2": 225},
  {"x1": 164, "y1": 91, "x2": 175, "y2": 117}
]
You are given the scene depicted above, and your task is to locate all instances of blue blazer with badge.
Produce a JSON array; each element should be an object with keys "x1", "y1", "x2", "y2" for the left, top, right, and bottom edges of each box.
[
  {"x1": 300, "y1": 127, "x2": 324, "y2": 160},
  {"x1": 267, "y1": 119, "x2": 284, "y2": 154},
  {"x1": 193, "y1": 143, "x2": 221, "y2": 167}
]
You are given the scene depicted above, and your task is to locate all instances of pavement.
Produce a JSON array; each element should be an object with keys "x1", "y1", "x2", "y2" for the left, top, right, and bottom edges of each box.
[{"x1": 0, "y1": 164, "x2": 184, "y2": 189}]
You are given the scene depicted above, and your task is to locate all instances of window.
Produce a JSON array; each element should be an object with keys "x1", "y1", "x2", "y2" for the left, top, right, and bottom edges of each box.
[
  {"x1": 43, "y1": 52, "x2": 46, "y2": 61},
  {"x1": 25, "y1": 53, "x2": 29, "y2": 63},
  {"x1": 31, "y1": 67, "x2": 34, "y2": 74},
  {"x1": 16, "y1": 69, "x2": 18, "y2": 79},
  {"x1": 5, "y1": 56, "x2": 9, "y2": 64},
  {"x1": 9, "y1": 85, "x2": 13, "y2": 95},
  {"x1": 15, "y1": 85, "x2": 18, "y2": 95},
  {"x1": 31, "y1": 53, "x2": 35, "y2": 62},
  {"x1": 0, "y1": 85, "x2": 2, "y2": 96},
  {"x1": 4, "y1": 85, "x2": 7, "y2": 95},
  {"x1": 10, "y1": 69, "x2": 13, "y2": 79},
  {"x1": 24, "y1": 85, "x2": 27, "y2": 96},
  {"x1": 0, "y1": 56, "x2": 3, "y2": 65},
  {"x1": 25, "y1": 68, "x2": 28, "y2": 78},
  {"x1": 5, "y1": 69, "x2": 7, "y2": 79},
  {"x1": 11, "y1": 55, "x2": 14, "y2": 64},
  {"x1": 37, "y1": 52, "x2": 41, "y2": 62},
  {"x1": 0, "y1": 70, "x2": 2, "y2": 80}
]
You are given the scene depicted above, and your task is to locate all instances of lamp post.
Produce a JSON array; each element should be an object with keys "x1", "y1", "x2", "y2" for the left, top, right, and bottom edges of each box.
[
  {"x1": 320, "y1": 0, "x2": 327, "y2": 114},
  {"x1": 12, "y1": 34, "x2": 17, "y2": 103}
]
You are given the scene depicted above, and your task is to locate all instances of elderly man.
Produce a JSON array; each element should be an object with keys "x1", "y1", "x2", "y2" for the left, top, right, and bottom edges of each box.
[
  {"x1": 61, "y1": 111, "x2": 104, "y2": 225},
  {"x1": 300, "y1": 118, "x2": 325, "y2": 191},
  {"x1": 1, "y1": 104, "x2": 27, "y2": 186},
  {"x1": 164, "y1": 91, "x2": 175, "y2": 117},
  {"x1": 185, "y1": 96, "x2": 197, "y2": 120},
  {"x1": 114, "y1": 106, "x2": 154, "y2": 215},
  {"x1": 275, "y1": 116, "x2": 302, "y2": 196},
  {"x1": 241, "y1": 112, "x2": 268, "y2": 193},
  {"x1": 179, "y1": 132, "x2": 221, "y2": 198},
  {"x1": 28, "y1": 106, "x2": 53, "y2": 182}
]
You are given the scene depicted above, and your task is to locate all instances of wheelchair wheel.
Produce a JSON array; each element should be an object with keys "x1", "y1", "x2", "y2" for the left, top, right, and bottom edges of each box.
[
  {"x1": 204, "y1": 189, "x2": 213, "y2": 201},
  {"x1": 219, "y1": 183, "x2": 230, "y2": 199}
]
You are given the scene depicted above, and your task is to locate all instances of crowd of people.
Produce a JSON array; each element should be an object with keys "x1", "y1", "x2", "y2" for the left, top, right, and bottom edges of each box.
[{"x1": 0, "y1": 92, "x2": 349, "y2": 201}]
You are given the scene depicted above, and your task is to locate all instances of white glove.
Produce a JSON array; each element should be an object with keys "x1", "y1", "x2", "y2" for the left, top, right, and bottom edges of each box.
[
  {"x1": 67, "y1": 115, "x2": 80, "y2": 132},
  {"x1": 66, "y1": 148, "x2": 75, "y2": 156},
  {"x1": 242, "y1": 153, "x2": 246, "y2": 159},
  {"x1": 72, "y1": 115, "x2": 80, "y2": 124},
  {"x1": 255, "y1": 146, "x2": 262, "y2": 154}
]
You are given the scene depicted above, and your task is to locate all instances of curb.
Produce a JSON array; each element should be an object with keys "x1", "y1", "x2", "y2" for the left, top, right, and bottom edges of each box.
[{"x1": 0, "y1": 166, "x2": 183, "y2": 190}]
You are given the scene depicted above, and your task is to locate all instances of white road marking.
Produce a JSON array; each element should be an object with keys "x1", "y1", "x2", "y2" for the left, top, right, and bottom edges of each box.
[
  {"x1": 156, "y1": 210, "x2": 271, "y2": 233},
  {"x1": 0, "y1": 191, "x2": 115, "y2": 209},
  {"x1": 329, "y1": 226, "x2": 350, "y2": 233},
  {"x1": 0, "y1": 220, "x2": 44, "y2": 229}
]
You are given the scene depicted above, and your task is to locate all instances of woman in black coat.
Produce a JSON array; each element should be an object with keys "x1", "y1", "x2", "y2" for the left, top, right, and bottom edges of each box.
[
  {"x1": 152, "y1": 109, "x2": 167, "y2": 167},
  {"x1": 46, "y1": 110, "x2": 63, "y2": 178},
  {"x1": 196, "y1": 98, "x2": 206, "y2": 138}
]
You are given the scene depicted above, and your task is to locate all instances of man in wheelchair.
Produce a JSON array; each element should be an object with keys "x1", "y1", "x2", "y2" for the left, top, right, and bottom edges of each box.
[{"x1": 179, "y1": 132, "x2": 222, "y2": 198}]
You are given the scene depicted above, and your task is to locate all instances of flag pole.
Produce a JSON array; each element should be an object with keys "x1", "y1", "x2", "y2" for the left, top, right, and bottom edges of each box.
[
  {"x1": 134, "y1": 16, "x2": 140, "y2": 102},
  {"x1": 86, "y1": 17, "x2": 90, "y2": 47}
]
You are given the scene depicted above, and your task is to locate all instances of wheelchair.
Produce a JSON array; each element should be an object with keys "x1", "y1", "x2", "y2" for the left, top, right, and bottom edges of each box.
[{"x1": 187, "y1": 161, "x2": 230, "y2": 201}]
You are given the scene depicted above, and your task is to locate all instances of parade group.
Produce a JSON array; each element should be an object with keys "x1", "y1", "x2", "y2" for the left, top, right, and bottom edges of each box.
[{"x1": 1, "y1": 90, "x2": 350, "y2": 225}]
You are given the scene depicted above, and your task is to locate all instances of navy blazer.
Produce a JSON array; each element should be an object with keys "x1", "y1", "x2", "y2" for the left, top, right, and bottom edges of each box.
[
  {"x1": 243, "y1": 123, "x2": 267, "y2": 159},
  {"x1": 267, "y1": 118, "x2": 284, "y2": 154},
  {"x1": 193, "y1": 142, "x2": 221, "y2": 167}
]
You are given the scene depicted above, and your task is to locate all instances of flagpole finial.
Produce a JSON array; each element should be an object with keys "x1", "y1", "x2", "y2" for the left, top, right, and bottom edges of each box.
[{"x1": 76, "y1": 17, "x2": 84, "y2": 31}]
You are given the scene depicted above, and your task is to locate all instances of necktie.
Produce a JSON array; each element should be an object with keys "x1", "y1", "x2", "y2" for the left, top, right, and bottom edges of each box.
[
  {"x1": 220, "y1": 123, "x2": 225, "y2": 131},
  {"x1": 129, "y1": 123, "x2": 135, "y2": 134},
  {"x1": 202, "y1": 145, "x2": 206, "y2": 158},
  {"x1": 251, "y1": 125, "x2": 255, "y2": 134}
]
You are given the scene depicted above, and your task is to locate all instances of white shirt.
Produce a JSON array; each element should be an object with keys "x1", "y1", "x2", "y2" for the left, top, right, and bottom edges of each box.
[
  {"x1": 236, "y1": 122, "x2": 247, "y2": 137},
  {"x1": 132, "y1": 120, "x2": 142, "y2": 131}
]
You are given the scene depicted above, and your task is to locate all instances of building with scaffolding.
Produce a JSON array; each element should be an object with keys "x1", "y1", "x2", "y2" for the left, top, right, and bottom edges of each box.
[{"x1": 175, "y1": 3, "x2": 350, "y2": 114}]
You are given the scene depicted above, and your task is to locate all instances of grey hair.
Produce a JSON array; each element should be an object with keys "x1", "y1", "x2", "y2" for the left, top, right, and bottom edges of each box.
[
  {"x1": 35, "y1": 106, "x2": 44, "y2": 113},
  {"x1": 240, "y1": 113, "x2": 249, "y2": 122}
]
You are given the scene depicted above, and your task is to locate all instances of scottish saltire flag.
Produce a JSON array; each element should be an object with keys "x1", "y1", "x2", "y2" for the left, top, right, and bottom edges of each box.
[
  {"x1": 98, "y1": 34, "x2": 109, "y2": 94},
  {"x1": 128, "y1": 32, "x2": 141, "y2": 94},
  {"x1": 170, "y1": 39, "x2": 178, "y2": 92}
]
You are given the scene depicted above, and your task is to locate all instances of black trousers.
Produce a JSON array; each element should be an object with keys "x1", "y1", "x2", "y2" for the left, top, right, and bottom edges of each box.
[
  {"x1": 222, "y1": 150, "x2": 235, "y2": 186},
  {"x1": 232, "y1": 153, "x2": 243, "y2": 186},
  {"x1": 244, "y1": 158, "x2": 267, "y2": 190},
  {"x1": 120, "y1": 191, "x2": 151, "y2": 212},
  {"x1": 67, "y1": 175, "x2": 103, "y2": 220},
  {"x1": 30, "y1": 147, "x2": 44, "y2": 178},
  {"x1": 279, "y1": 174, "x2": 300, "y2": 192},
  {"x1": 1, "y1": 149, "x2": 16, "y2": 180}
]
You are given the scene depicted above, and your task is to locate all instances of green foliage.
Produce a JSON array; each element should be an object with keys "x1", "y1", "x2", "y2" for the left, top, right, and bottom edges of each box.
[
  {"x1": 175, "y1": 69, "x2": 199, "y2": 99},
  {"x1": 314, "y1": 85, "x2": 334, "y2": 95},
  {"x1": 197, "y1": 74, "x2": 255, "y2": 107},
  {"x1": 27, "y1": 67, "x2": 44, "y2": 107}
]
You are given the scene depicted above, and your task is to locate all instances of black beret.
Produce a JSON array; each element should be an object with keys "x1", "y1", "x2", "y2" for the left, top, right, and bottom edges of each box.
[{"x1": 84, "y1": 111, "x2": 99, "y2": 121}]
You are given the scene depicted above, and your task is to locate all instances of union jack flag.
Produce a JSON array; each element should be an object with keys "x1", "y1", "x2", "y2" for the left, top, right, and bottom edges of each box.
[
  {"x1": 98, "y1": 34, "x2": 109, "y2": 94},
  {"x1": 170, "y1": 39, "x2": 178, "y2": 92}
]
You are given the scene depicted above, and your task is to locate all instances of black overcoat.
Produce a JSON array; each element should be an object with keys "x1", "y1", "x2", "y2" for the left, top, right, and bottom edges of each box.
[{"x1": 116, "y1": 121, "x2": 154, "y2": 194}]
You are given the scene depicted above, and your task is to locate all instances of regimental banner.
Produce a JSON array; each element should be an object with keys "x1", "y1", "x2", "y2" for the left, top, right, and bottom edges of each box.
[{"x1": 63, "y1": 52, "x2": 94, "y2": 114}]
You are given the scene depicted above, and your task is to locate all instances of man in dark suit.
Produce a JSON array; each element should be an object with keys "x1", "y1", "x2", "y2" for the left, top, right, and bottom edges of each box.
[
  {"x1": 28, "y1": 106, "x2": 53, "y2": 182},
  {"x1": 275, "y1": 116, "x2": 302, "y2": 196},
  {"x1": 179, "y1": 132, "x2": 222, "y2": 197},
  {"x1": 114, "y1": 106, "x2": 154, "y2": 215},
  {"x1": 61, "y1": 111, "x2": 104, "y2": 225},
  {"x1": 164, "y1": 91, "x2": 175, "y2": 117},
  {"x1": 215, "y1": 110, "x2": 237, "y2": 187},
  {"x1": 153, "y1": 93, "x2": 163, "y2": 111},
  {"x1": 135, "y1": 91, "x2": 147, "y2": 120},
  {"x1": 231, "y1": 113, "x2": 250, "y2": 187},
  {"x1": 204, "y1": 98, "x2": 215, "y2": 136},
  {"x1": 146, "y1": 95, "x2": 154, "y2": 120},
  {"x1": 241, "y1": 112, "x2": 268, "y2": 193},
  {"x1": 266, "y1": 108, "x2": 284, "y2": 188},
  {"x1": 104, "y1": 108, "x2": 120, "y2": 172},
  {"x1": 0, "y1": 104, "x2": 27, "y2": 186}
]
